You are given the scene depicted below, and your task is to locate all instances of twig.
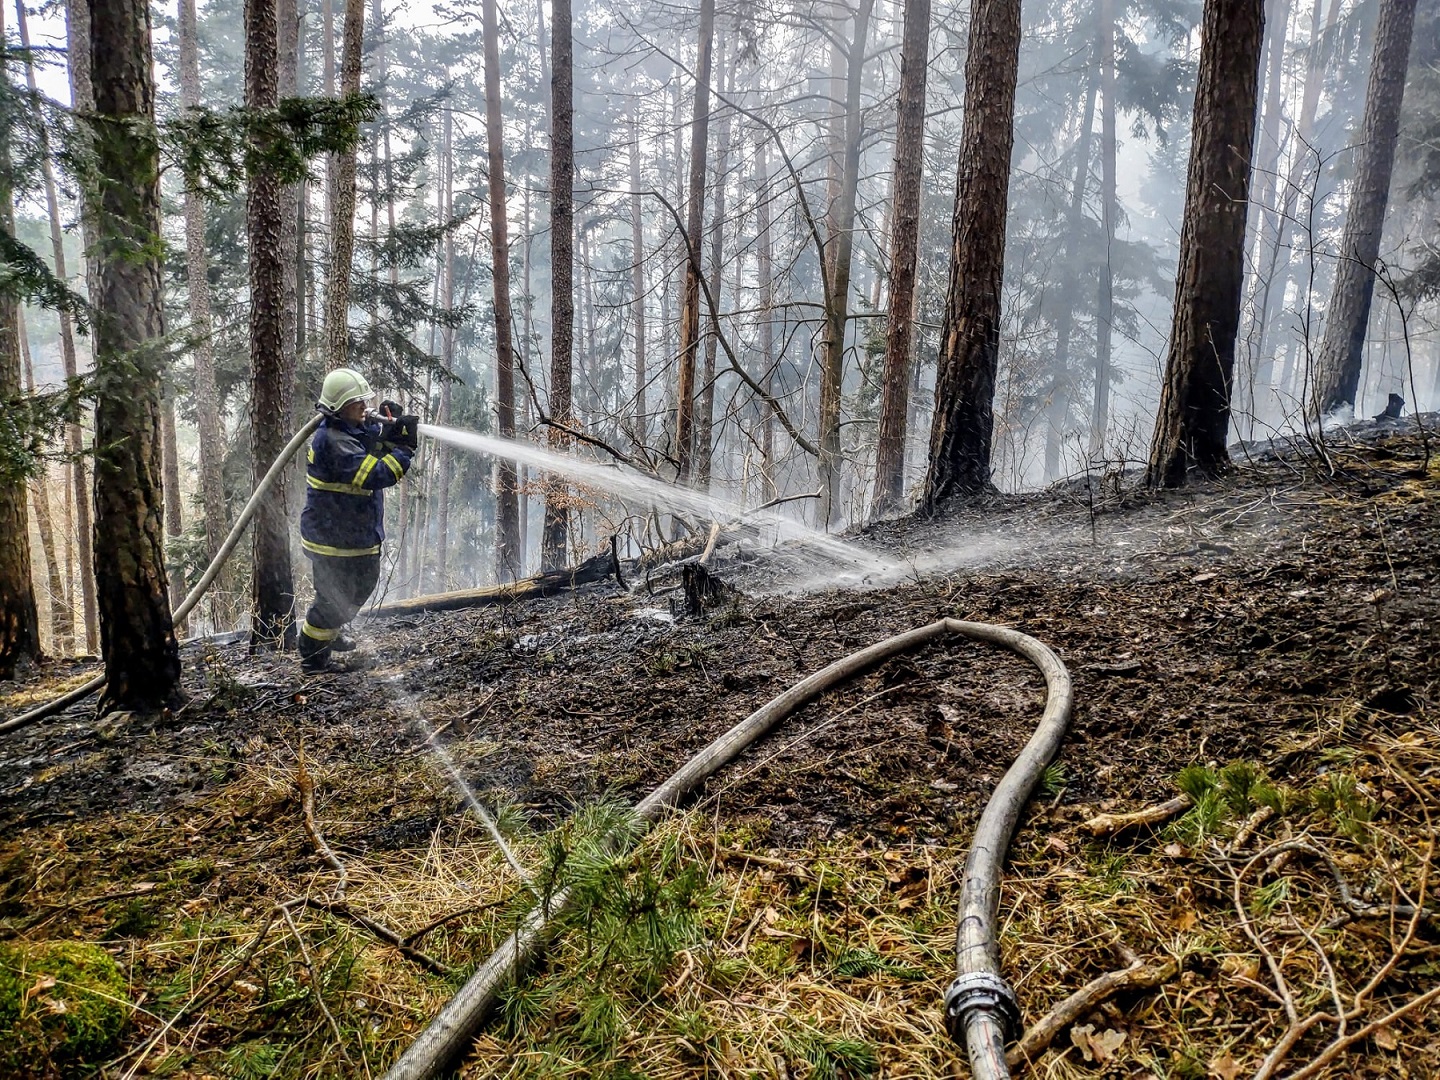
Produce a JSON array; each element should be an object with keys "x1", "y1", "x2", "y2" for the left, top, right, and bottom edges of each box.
[
  {"x1": 288, "y1": 898, "x2": 453, "y2": 977},
  {"x1": 402, "y1": 898, "x2": 510, "y2": 948},
  {"x1": 1006, "y1": 957, "x2": 1180, "y2": 1067},
  {"x1": 1081, "y1": 794, "x2": 1193, "y2": 836},
  {"x1": 1279, "y1": 982, "x2": 1440, "y2": 1080},
  {"x1": 297, "y1": 747, "x2": 348, "y2": 900},
  {"x1": 279, "y1": 903, "x2": 354, "y2": 1068}
]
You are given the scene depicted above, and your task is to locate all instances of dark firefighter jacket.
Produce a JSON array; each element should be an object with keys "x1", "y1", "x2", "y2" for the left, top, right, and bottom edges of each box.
[{"x1": 300, "y1": 414, "x2": 413, "y2": 557}]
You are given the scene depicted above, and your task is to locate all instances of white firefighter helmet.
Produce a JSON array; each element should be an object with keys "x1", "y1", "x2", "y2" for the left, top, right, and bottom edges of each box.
[{"x1": 317, "y1": 368, "x2": 373, "y2": 413}]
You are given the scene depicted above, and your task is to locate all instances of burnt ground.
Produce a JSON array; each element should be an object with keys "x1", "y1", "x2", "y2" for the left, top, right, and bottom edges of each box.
[{"x1": 1, "y1": 422, "x2": 1438, "y2": 1079}]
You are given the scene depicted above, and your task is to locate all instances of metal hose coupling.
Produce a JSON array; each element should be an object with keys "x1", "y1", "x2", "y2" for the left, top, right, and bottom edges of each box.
[{"x1": 943, "y1": 970, "x2": 1021, "y2": 1048}]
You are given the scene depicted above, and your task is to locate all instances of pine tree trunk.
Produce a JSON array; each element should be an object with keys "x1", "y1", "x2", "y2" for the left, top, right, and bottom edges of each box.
[
  {"x1": 57, "y1": 0, "x2": 102, "y2": 653},
  {"x1": 18, "y1": 310, "x2": 70, "y2": 653},
  {"x1": 1090, "y1": 0, "x2": 1118, "y2": 459},
  {"x1": 279, "y1": 0, "x2": 302, "y2": 534},
  {"x1": 696, "y1": 33, "x2": 733, "y2": 490},
  {"x1": 481, "y1": 0, "x2": 521, "y2": 579},
  {"x1": 247, "y1": 0, "x2": 297, "y2": 647},
  {"x1": 871, "y1": 0, "x2": 930, "y2": 517},
  {"x1": 177, "y1": 0, "x2": 229, "y2": 611},
  {"x1": 630, "y1": 110, "x2": 648, "y2": 448},
  {"x1": 0, "y1": 51, "x2": 40, "y2": 674},
  {"x1": 921, "y1": 0, "x2": 1022, "y2": 507},
  {"x1": 1042, "y1": 77, "x2": 1096, "y2": 483},
  {"x1": 161, "y1": 392, "x2": 184, "y2": 633},
  {"x1": 1310, "y1": 0, "x2": 1418, "y2": 416},
  {"x1": 87, "y1": 0, "x2": 180, "y2": 708},
  {"x1": 1146, "y1": 0, "x2": 1266, "y2": 487},
  {"x1": 323, "y1": 0, "x2": 363, "y2": 367},
  {"x1": 674, "y1": 0, "x2": 715, "y2": 481},
  {"x1": 818, "y1": 0, "x2": 875, "y2": 525},
  {"x1": 541, "y1": 0, "x2": 573, "y2": 572}
]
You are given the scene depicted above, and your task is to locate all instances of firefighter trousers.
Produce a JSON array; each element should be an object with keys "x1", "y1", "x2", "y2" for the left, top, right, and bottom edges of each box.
[{"x1": 299, "y1": 553, "x2": 381, "y2": 662}]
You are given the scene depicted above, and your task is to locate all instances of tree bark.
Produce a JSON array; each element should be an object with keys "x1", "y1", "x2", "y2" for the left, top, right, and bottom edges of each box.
[
  {"x1": 87, "y1": 0, "x2": 181, "y2": 709},
  {"x1": 1042, "y1": 76, "x2": 1096, "y2": 483},
  {"x1": 160, "y1": 391, "x2": 184, "y2": 633},
  {"x1": 817, "y1": 0, "x2": 875, "y2": 526},
  {"x1": 696, "y1": 32, "x2": 733, "y2": 490},
  {"x1": 674, "y1": 0, "x2": 715, "y2": 482},
  {"x1": 248, "y1": 0, "x2": 297, "y2": 647},
  {"x1": 541, "y1": 0, "x2": 573, "y2": 572},
  {"x1": 436, "y1": 101, "x2": 454, "y2": 585},
  {"x1": 323, "y1": 0, "x2": 363, "y2": 368},
  {"x1": 56, "y1": 0, "x2": 102, "y2": 653},
  {"x1": 0, "y1": 28, "x2": 40, "y2": 675},
  {"x1": 755, "y1": 134, "x2": 777, "y2": 503},
  {"x1": 871, "y1": 0, "x2": 930, "y2": 517},
  {"x1": 921, "y1": 0, "x2": 1022, "y2": 508},
  {"x1": 481, "y1": 0, "x2": 521, "y2": 580},
  {"x1": 1145, "y1": 0, "x2": 1265, "y2": 487},
  {"x1": 1091, "y1": 0, "x2": 1118, "y2": 458},
  {"x1": 1309, "y1": 0, "x2": 1418, "y2": 416},
  {"x1": 177, "y1": 0, "x2": 229, "y2": 601}
]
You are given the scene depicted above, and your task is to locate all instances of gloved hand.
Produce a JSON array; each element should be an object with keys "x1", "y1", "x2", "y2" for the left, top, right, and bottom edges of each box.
[
  {"x1": 382, "y1": 414, "x2": 420, "y2": 450},
  {"x1": 379, "y1": 399, "x2": 405, "y2": 421}
]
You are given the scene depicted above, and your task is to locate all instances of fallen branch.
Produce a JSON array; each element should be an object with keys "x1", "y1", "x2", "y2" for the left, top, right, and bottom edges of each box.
[
  {"x1": 1005, "y1": 957, "x2": 1179, "y2": 1067},
  {"x1": 367, "y1": 550, "x2": 617, "y2": 616},
  {"x1": 297, "y1": 749, "x2": 347, "y2": 899},
  {"x1": 289, "y1": 898, "x2": 453, "y2": 977},
  {"x1": 1081, "y1": 794, "x2": 1192, "y2": 836}
]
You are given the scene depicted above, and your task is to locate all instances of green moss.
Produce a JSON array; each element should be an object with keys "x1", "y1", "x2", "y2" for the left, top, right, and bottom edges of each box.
[{"x1": 0, "y1": 940, "x2": 130, "y2": 1071}]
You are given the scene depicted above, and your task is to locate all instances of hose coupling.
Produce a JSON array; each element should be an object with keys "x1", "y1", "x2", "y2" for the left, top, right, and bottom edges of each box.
[{"x1": 943, "y1": 970, "x2": 1021, "y2": 1048}]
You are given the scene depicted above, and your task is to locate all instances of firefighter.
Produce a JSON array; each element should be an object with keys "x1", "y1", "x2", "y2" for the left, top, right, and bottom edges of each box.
[{"x1": 299, "y1": 367, "x2": 419, "y2": 673}]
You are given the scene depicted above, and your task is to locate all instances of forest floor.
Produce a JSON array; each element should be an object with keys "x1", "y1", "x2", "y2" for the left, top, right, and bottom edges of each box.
[{"x1": 2, "y1": 421, "x2": 1439, "y2": 1080}]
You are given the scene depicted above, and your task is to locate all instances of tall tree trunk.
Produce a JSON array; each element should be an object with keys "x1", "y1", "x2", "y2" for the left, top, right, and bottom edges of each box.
[
  {"x1": 279, "y1": 0, "x2": 302, "y2": 532},
  {"x1": 1042, "y1": 76, "x2": 1097, "y2": 483},
  {"x1": 0, "y1": 27, "x2": 40, "y2": 674},
  {"x1": 1237, "y1": 0, "x2": 1295, "y2": 435},
  {"x1": 436, "y1": 102, "x2": 454, "y2": 585},
  {"x1": 87, "y1": 0, "x2": 180, "y2": 708},
  {"x1": 247, "y1": 0, "x2": 297, "y2": 647},
  {"x1": 177, "y1": 0, "x2": 229, "y2": 603},
  {"x1": 541, "y1": 0, "x2": 573, "y2": 571},
  {"x1": 323, "y1": 0, "x2": 363, "y2": 367},
  {"x1": 818, "y1": 0, "x2": 875, "y2": 525},
  {"x1": 1146, "y1": 0, "x2": 1266, "y2": 487},
  {"x1": 755, "y1": 134, "x2": 777, "y2": 503},
  {"x1": 697, "y1": 33, "x2": 733, "y2": 489},
  {"x1": 481, "y1": 0, "x2": 521, "y2": 579},
  {"x1": 1309, "y1": 0, "x2": 1418, "y2": 416},
  {"x1": 921, "y1": 0, "x2": 1022, "y2": 507},
  {"x1": 630, "y1": 110, "x2": 648, "y2": 448},
  {"x1": 1090, "y1": 0, "x2": 1118, "y2": 459},
  {"x1": 18, "y1": 309, "x2": 70, "y2": 653},
  {"x1": 57, "y1": 0, "x2": 102, "y2": 652},
  {"x1": 674, "y1": 0, "x2": 715, "y2": 481},
  {"x1": 1252, "y1": 0, "x2": 1341, "y2": 374},
  {"x1": 160, "y1": 391, "x2": 184, "y2": 632},
  {"x1": 871, "y1": 0, "x2": 930, "y2": 517}
]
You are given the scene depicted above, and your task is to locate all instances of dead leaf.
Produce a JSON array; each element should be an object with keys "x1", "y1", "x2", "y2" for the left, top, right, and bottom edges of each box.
[
  {"x1": 43, "y1": 998, "x2": 68, "y2": 1015},
  {"x1": 1046, "y1": 835, "x2": 1071, "y2": 855},
  {"x1": 1071, "y1": 1023, "x2": 1097, "y2": 1062},
  {"x1": 1163, "y1": 841, "x2": 1188, "y2": 857},
  {"x1": 1209, "y1": 1051, "x2": 1243, "y2": 1079},
  {"x1": 1192, "y1": 572, "x2": 1218, "y2": 584},
  {"x1": 25, "y1": 975, "x2": 56, "y2": 1003},
  {"x1": 1374, "y1": 1025, "x2": 1399, "y2": 1051},
  {"x1": 1071, "y1": 1024, "x2": 1126, "y2": 1063},
  {"x1": 1174, "y1": 908, "x2": 1199, "y2": 932}
]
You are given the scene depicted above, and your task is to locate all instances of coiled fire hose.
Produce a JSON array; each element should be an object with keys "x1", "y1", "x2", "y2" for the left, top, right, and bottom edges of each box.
[
  {"x1": 0, "y1": 414, "x2": 324, "y2": 736},
  {"x1": 382, "y1": 618, "x2": 1072, "y2": 1080}
]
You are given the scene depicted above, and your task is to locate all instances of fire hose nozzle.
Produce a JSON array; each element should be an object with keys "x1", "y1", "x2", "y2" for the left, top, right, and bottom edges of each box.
[{"x1": 943, "y1": 970, "x2": 1021, "y2": 1049}]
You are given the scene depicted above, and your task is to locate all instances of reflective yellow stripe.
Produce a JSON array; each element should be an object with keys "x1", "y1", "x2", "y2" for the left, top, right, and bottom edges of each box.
[
  {"x1": 302, "y1": 539, "x2": 381, "y2": 557},
  {"x1": 301, "y1": 620, "x2": 340, "y2": 641},
  {"x1": 307, "y1": 447, "x2": 315, "y2": 463},
  {"x1": 307, "y1": 474, "x2": 370, "y2": 496},
  {"x1": 382, "y1": 453, "x2": 405, "y2": 478},
  {"x1": 352, "y1": 454, "x2": 380, "y2": 487}
]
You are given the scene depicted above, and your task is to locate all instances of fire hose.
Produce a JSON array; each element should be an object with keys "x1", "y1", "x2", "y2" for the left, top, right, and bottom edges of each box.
[
  {"x1": 381, "y1": 618, "x2": 1072, "y2": 1080},
  {"x1": 0, "y1": 414, "x2": 324, "y2": 736}
]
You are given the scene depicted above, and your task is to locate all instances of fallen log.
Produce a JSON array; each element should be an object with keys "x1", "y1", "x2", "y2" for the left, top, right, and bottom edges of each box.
[
  {"x1": 1081, "y1": 794, "x2": 1192, "y2": 837},
  {"x1": 366, "y1": 551, "x2": 618, "y2": 617}
]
